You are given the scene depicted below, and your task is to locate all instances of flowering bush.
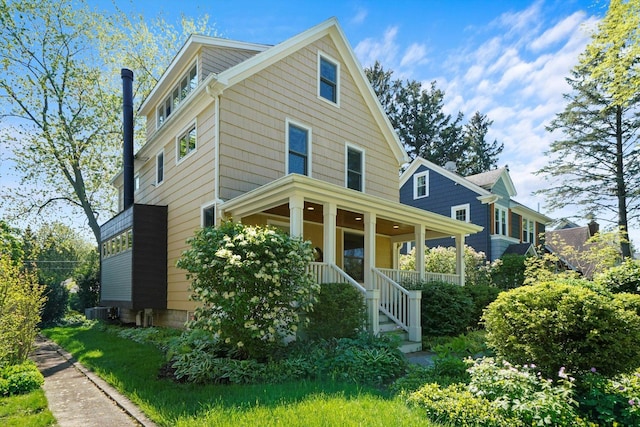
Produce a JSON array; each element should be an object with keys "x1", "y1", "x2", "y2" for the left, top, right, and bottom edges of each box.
[
  {"x1": 177, "y1": 221, "x2": 318, "y2": 360},
  {"x1": 576, "y1": 369, "x2": 640, "y2": 426}
]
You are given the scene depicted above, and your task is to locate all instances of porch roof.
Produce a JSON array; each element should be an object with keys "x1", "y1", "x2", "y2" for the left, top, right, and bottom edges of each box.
[{"x1": 220, "y1": 174, "x2": 483, "y2": 240}]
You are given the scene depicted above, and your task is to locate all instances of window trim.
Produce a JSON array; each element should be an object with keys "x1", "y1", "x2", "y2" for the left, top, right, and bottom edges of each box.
[
  {"x1": 285, "y1": 118, "x2": 312, "y2": 176},
  {"x1": 156, "y1": 61, "x2": 198, "y2": 129},
  {"x1": 413, "y1": 171, "x2": 429, "y2": 199},
  {"x1": 155, "y1": 149, "x2": 164, "y2": 186},
  {"x1": 317, "y1": 52, "x2": 340, "y2": 106},
  {"x1": 201, "y1": 201, "x2": 216, "y2": 228},
  {"x1": 494, "y1": 205, "x2": 509, "y2": 236},
  {"x1": 345, "y1": 143, "x2": 365, "y2": 192},
  {"x1": 522, "y1": 218, "x2": 535, "y2": 243},
  {"x1": 176, "y1": 121, "x2": 197, "y2": 164},
  {"x1": 451, "y1": 203, "x2": 470, "y2": 223}
]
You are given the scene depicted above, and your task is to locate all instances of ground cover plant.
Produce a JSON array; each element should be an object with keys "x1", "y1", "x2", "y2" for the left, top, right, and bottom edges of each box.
[{"x1": 0, "y1": 388, "x2": 56, "y2": 427}]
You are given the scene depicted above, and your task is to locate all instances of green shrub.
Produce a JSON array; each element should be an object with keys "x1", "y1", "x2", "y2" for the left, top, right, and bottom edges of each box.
[
  {"x1": 576, "y1": 369, "x2": 640, "y2": 426},
  {"x1": 406, "y1": 280, "x2": 474, "y2": 336},
  {"x1": 462, "y1": 284, "x2": 501, "y2": 329},
  {"x1": 595, "y1": 259, "x2": 640, "y2": 294},
  {"x1": 491, "y1": 254, "x2": 526, "y2": 290},
  {"x1": 0, "y1": 361, "x2": 44, "y2": 396},
  {"x1": 177, "y1": 221, "x2": 318, "y2": 360},
  {"x1": 483, "y1": 281, "x2": 640, "y2": 377},
  {"x1": 40, "y1": 279, "x2": 69, "y2": 326},
  {"x1": 305, "y1": 282, "x2": 366, "y2": 340}
]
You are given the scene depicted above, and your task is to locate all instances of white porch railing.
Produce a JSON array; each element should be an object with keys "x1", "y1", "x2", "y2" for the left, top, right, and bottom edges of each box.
[
  {"x1": 373, "y1": 268, "x2": 421, "y2": 342},
  {"x1": 376, "y1": 268, "x2": 461, "y2": 286},
  {"x1": 308, "y1": 262, "x2": 366, "y2": 293}
]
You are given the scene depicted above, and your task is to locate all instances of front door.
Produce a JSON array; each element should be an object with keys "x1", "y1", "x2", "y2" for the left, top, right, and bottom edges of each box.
[{"x1": 343, "y1": 232, "x2": 364, "y2": 281}]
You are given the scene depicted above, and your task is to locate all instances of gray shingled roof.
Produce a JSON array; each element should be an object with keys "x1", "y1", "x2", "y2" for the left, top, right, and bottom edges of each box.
[{"x1": 465, "y1": 168, "x2": 506, "y2": 190}]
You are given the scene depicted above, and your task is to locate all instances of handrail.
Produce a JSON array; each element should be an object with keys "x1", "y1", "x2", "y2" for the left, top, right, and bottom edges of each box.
[
  {"x1": 376, "y1": 268, "x2": 460, "y2": 286},
  {"x1": 373, "y1": 267, "x2": 410, "y2": 332},
  {"x1": 308, "y1": 262, "x2": 366, "y2": 294}
]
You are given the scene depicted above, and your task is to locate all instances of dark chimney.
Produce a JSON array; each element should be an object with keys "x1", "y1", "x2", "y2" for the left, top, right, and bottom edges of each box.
[
  {"x1": 121, "y1": 68, "x2": 134, "y2": 210},
  {"x1": 588, "y1": 220, "x2": 599, "y2": 236}
]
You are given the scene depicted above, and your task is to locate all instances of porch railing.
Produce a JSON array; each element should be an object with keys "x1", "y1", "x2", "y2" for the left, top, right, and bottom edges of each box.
[
  {"x1": 373, "y1": 268, "x2": 421, "y2": 342},
  {"x1": 308, "y1": 262, "x2": 366, "y2": 293},
  {"x1": 376, "y1": 268, "x2": 461, "y2": 286}
]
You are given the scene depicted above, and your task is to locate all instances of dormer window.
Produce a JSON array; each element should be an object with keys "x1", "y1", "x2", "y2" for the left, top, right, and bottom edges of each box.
[
  {"x1": 318, "y1": 53, "x2": 339, "y2": 105},
  {"x1": 157, "y1": 63, "x2": 198, "y2": 128}
]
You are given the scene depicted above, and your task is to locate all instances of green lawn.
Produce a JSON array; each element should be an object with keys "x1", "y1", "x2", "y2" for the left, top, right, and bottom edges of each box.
[
  {"x1": 0, "y1": 388, "x2": 56, "y2": 427},
  {"x1": 43, "y1": 324, "x2": 440, "y2": 426}
]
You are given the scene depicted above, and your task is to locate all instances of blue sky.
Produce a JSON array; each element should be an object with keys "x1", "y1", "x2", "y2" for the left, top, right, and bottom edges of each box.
[{"x1": 5, "y1": 0, "x2": 632, "y2": 244}]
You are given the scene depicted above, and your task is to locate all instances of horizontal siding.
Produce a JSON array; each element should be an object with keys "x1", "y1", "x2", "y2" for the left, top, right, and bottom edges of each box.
[
  {"x1": 201, "y1": 46, "x2": 260, "y2": 75},
  {"x1": 101, "y1": 254, "x2": 132, "y2": 301},
  {"x1": 219, "y1": 35, "x2": 401, "y2": 202}
]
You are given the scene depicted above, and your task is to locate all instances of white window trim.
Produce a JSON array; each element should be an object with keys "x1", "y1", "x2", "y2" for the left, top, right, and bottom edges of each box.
[
  {"x1": 201, "y1": 201, "x2": 217, "y2": 228},
  {"x1": 522, "y1": 218, "x2": 535, "y2": 243},
  {"x1": 494, "y1": 205, "x2": 509, "y2": 236},
  {"x1": 285, "y1": 118, "x2": 312, "y2": 177},
  {"x1": 155, "y1": 149, "x2": 164, "y2": 186},
  {"x1": 451, "y1": 203, "x2": 470, "y2": 223},
  {"x1": 176, "y1": 120, "x2": 198, "y2": 165},
  {"x1": 317, "y1": 51, "x2": 340, "y2": 107},
  {"x1": 156, "y1": 61, "x2": 198, "y2": 130},
  {"x1": 413, "y1": 171, "x2": 429, "y2": 199},
  {"x1": 345, "y1": 143, "x2": 365, "y2": 192}
]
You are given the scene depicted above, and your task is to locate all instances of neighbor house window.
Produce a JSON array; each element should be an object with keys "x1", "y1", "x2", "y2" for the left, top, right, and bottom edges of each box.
[
  {"x1": 523, "y1": 218, "x2": 535, "y2": 243},
  {"x1": 156, "y1": 63, "x2": 198, "y2": 128},
  {"x1": 177, "y1": 124, "x2": 197, "y2": 161},
  {"x1": 287, "y1": 121, "x2": 310, "y2": 176},
  {"x1": 495, "y1": 206, "x2": 508, "y2": 236},
  {"x1": 318, "y1": 53, "x2": 339, "y2": 104},
  {"x1": 202, "y1": 204, "x2": 215, "y2": 228},
  {"x1": 346, "y1": 145, "x2": 364, "y2": 191},
  {"x1": 134, "y1": 174, "x2": 140, "y2": 193},
  {"x1": 451, "y1": 203, "x2": 470, "y2": 223},
  {"x1": 156, "y1": 150, "x2": 164, "y2": 185},
  {"x1": 413, "y1": 171, "x2": 429, "y2": 199}
]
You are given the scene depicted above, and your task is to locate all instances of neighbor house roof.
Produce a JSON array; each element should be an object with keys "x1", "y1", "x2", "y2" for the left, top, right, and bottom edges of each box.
[
  {"x1": 545, "y1": 225, "x2": 596, "y2": 278},
  {"x1": 465, "y1": 167, "x2": 517, "y2": 197}
]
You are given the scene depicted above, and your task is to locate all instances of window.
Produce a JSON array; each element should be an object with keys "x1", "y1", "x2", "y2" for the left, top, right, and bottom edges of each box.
[
  {"x1": 318, "y1": 54, "x2": 339, "y2": 104},
  {"x1": 156, "y1": 63, "x2": 198, "y2": 128},
  {"x1": 495, "y1": 206, "x2": 508, "y2": 236},
  {"x1": 177, "y1": 124, "x2": 197, "y2": 161},
  {"x1": 287, "y1": 121, "x2": 310, "y2": 175},
  {"x1": 451, "y1": 204, "x2": 470, "y2": 223},
  {"x1": 523, "y1": 218, "x2": 535, "y2": 243},
  {"x1": 413, "y1": 171, "x2": 429, "y2": 199},
  {"x1": 102, "y1": 228, "x2": 133, "y2": 259},
  {"x1": 134, "y1": 174, "x2": 140, "y2": 192},
  {"x1": 346, "y1": 145, "x2": 364, "y2": 191},
  {"x1": 202, "y1": 204, "x2": 215, "y2": 228},
  {"x1": 156, "y1": 151, "x2": 164, "y2": 185}
]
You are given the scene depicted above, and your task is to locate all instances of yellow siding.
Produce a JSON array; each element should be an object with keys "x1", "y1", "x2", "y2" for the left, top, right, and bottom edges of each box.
[
  {"x1": 218, "y1": 35, "x2": 400, "y2": 202},
  {"x1": 201, "y1": 46, "x2": 261, "y2": 75}
]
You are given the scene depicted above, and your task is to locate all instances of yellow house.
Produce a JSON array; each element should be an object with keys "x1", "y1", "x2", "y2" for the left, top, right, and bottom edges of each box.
[{"x1": 100, "y1": 18, "x2": 482, "y2": 351}]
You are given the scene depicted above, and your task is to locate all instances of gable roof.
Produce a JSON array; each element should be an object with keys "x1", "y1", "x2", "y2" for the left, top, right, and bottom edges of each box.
[
  {"x1": 545, "y1": 225, "x2": 596, "y2": 277},
  {"x1": 465, "y1": 167, "x2": 517, "y2": 197},
  {"x1": 503, "y1": 242, "x2": 537, "y2": 257}
]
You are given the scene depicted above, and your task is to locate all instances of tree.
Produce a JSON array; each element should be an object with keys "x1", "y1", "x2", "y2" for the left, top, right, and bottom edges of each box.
[
  {"x1": 535, "y1": 0, "x2": 640, "y2": 258},
  {"x1": 0, "y1": 0, "x2": 216, "y2": 244},
  {"x1": 458, "y1": 112, "x2": 504, "y2": 176}
]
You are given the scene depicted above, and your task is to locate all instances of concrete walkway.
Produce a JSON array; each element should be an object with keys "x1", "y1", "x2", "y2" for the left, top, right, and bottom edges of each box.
[{"x1": 30, "y1": 336, "x2": 158, "y2": 427}]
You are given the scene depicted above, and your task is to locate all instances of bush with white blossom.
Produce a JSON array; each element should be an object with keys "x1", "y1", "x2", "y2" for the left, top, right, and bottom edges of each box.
[{"x1": 177, "y1": 221, "x2": 318, "y2": 360}]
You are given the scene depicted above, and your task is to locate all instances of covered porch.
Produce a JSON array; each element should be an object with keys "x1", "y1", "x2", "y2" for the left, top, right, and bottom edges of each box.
[{"x1": 220, "y1": 174, "x2": 482, "y2": 347}]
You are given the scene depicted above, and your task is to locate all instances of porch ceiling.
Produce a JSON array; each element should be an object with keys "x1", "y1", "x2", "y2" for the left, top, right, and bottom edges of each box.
[{"x1": 220, "y1": 174, "x2": 483, "y2": 239}]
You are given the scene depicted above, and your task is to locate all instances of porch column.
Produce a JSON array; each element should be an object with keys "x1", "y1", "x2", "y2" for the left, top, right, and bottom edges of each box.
[
  {"x1": 323, "y1": 202, "x2": 337, "y2": 265},
  {"x1": 392, "y1": 242, "x2": 401, "y2": 270},
  {"x1": 289, "y1": 194, "x2": 304, "y2": 238},
  {"x1": 455, "y1": 233, "x2": 465, "y2": 286},
  {"x1": 414, "y1": 224, "x2": 426, "y2": 282},
  {"x1": 363, "y1": 212, "x2": 376, "y2": 290}
]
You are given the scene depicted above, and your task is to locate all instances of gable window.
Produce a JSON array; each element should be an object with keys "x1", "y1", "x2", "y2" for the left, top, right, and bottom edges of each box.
[
  {"x1": 156, "y1": 150, "x2": 164, "y2": 185},
  {"x1": 156, "y1": 63, "x2": 198, "y2": 128},
  {"x1": 523, "y1": 218, "x2": 535, "y2": 243},
  {"x1": 413, "y1": 171, "x2": 429, "y2": 199},
  {"x1": 202, "y1": 203, "x2": 215, "y2": 228},
  {"x1": 346, "y1": 145, "x2": 364, "y2": 191},
  {"x1": 177, "y1": 124, "x2": 197, "y2": 161},
  {"x1": 451, "y1": 203, "x2": 470, "y2": 223},
  {"x1": 318, "y1": 53, "x2": 339, "y2": 104},
  {"x1": 287, "y1": 121, "x2": 310, "y2": 176},
  {"x1": 495, "y1": 206, "x2": 508, "y2": 236},
  {"x1": 134, "y1": 174, "x2": 140, "y2": 193}
]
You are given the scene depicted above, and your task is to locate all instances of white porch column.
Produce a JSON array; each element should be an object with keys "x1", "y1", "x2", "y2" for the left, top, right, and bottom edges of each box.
[
  {"x1": 392, "y1": 242, "x2": 401, "y2": 270},
  {"x1": 323, "y1": 202, "x2": 337, "y2": 265},
  {"x1": 455, "y1": 233, "x2": 465, "y2": 286},
  {"x1": 408, "y1": 289, "x2": 422, "y2": 342},
  {"x1": 363, "y1": 212, "x2": 376, "y2": 290},
  {"x1": 289, "y1": 194, "x2": 304, "y2": 238},
  {"x1": 415, "y1": 224, "x2": 426, "y2": 282}
]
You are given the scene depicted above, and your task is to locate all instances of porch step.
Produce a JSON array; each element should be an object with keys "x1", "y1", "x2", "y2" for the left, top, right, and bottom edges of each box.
[
  {"x1": 398, "y1": 340, "x2": 423, "y2": 354},
  {"x1": 378, "y1": 312, "x2": 422, "y2": 353}
]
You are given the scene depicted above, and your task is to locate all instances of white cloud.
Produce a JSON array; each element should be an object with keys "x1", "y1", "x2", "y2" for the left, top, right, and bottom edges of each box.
[
  {"x1": 350, "y1": 7, "x2": 368, "y2": 25},
  {"x1": 529, "y1": 11, "x2": 586, "y2": 51},
  {"x1": 400, "y1": 43, "x2": 427, "y2": 68},
  {"x1": 354, "y1": 26, "x2": 399, "y2": 68}
]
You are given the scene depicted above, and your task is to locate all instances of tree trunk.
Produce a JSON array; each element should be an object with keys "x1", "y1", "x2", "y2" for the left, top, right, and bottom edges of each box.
[{"x1": 615, "y1": 106, "x2": 632, "y2": 258}]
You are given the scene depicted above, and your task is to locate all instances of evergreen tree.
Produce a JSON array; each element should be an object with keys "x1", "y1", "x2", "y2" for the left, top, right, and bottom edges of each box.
[{"x1": 458, "y1": 112, "x2": 504, "y2": 176}]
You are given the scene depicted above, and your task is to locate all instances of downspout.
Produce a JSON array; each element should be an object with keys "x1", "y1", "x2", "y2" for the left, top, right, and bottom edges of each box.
[{"x1": 206, "y1": 81, "x2": 224, "y2": 212}]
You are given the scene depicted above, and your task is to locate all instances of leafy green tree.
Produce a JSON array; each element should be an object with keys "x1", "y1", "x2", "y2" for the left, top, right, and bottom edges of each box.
[{"x1": 535, "y1": 0, "x2": 640, "y2": 258}]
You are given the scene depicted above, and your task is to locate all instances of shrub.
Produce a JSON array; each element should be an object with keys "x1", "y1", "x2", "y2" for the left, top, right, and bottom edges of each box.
[
  {"x1": 40, "y1": 279, "x2": 69, "y2": 326},
  {"x1": 595, "y1": 258, "x2": 640, "y2": 294},
  {"x1": 177, "y1": 221, "x2": 318, "y2": 360},
  {"x1": 576, "y1": 369, "x2": 640, "y2": 426},
  {"x1": 491, "y1": 254, "x2": 526, "y2": 290},
  {"x1": 406, "y1": 280, "x2": 474, "y2": 336},
  {"x1": 70, "y1": 250, "x2": 100, "y2": 312},
  {"x1": 462, "y1": 284, "x2": 501, "y2": 329},
  {"x1": 0, "y1": 361, "x2": 44, "y2": 396},
  {"x1": 305, "y1": 282, "x2": 366, "y2": 340},
  {"x1": 483, "y1": 280, "x2": 640, "y2": 377}
]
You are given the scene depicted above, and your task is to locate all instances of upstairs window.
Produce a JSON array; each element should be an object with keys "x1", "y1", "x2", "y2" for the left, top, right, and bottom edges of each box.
[
  {"x1": 202, "y1": 204, "x2": 215, "y2": 228},
  {"x1": 451, "y1": 204, "x2": 470, "y2": 223},
  {"x1": 287, "y1": 121, "x2": 310, "y2": 176},
  {"x1": 523, "y1": 218, "x2": 535, "y2": 243},
  {"x1": 413, "y1": 171, "x2": 429, "y2": 199},
  {"x1": 157, "y1": 63, "x2": 198, "y2": 128},
  {"x1": 156, "y1": 150, "x2": 164, "y2": 185},
  {"x1": 495, "y1": 206, "x2": 508, "y2": 236},
  {"x1": 346, "y1": 145, "x2": 364, "y2": 191},
  {"x1": 318, "y1": 54, "x2": 339, "y2": 104},
  {"x1": 177, "y1": 124, "x2": 197, "y2": 161}
]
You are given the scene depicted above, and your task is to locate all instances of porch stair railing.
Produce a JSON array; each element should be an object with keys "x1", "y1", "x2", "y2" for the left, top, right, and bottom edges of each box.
[{"x1": 372, "y1": 268, "x2": 421, "y2": 343}]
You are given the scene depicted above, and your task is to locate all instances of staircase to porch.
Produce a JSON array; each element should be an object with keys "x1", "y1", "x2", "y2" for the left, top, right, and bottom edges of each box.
[{"x1": 378, "y1": 311, "x2": 422, "y2": 353}]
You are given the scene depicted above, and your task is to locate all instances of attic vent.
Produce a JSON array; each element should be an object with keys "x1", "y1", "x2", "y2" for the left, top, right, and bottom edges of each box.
[{"x1": 444, "y1": 161, "x2": 457, "y2": 172}]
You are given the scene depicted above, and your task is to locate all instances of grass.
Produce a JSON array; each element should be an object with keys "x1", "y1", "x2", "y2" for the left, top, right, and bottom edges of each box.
[
  {"x1": 0, "y1": 388, "x2": 56, "y2": 427},
  {"x1": 43, "y1": 324, "x2": 441, "y2": 426}
]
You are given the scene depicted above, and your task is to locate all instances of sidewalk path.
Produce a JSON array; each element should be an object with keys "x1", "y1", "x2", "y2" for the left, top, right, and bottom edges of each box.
[{"x1": 31, "y1": 335, "x2": 158, "y2": 427}]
